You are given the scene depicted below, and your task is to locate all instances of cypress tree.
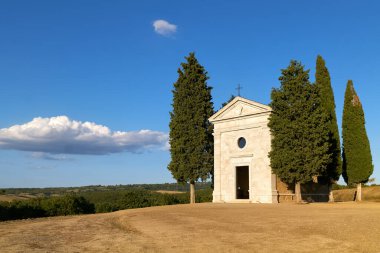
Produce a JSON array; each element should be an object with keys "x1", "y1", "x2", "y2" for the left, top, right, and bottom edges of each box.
[
  {"x1": 315, "y1": 55, "x2": 342, "y2": 201},
  {"x1": 268, "y1": 60, "x2": 331, "y2": 202},
  {"x1": 221, "y1": 95, "x2": 236, "y2": 108},
  {"x1": 342, "y1": 80, "x2": 373, "y2": 201},
  {"x1": 168, "y1": 52, "x2": 214, "y2": 204}
]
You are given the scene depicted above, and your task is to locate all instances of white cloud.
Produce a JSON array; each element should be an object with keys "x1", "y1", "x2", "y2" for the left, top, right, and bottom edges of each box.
[
  {"x1": 0, "y1": 116, "x2": 168, "y2": 155},
  {"x1": 153, "y1": 19, "x2": 177, "y2": 36}
]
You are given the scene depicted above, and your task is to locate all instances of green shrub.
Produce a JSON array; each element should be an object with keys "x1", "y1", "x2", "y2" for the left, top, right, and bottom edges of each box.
[
  {"x1": 196, "y1": 188, "x2": 213, "y2": 203},
  {"x1": 41, "y1": 195, "x2": 95, "y2": 216},
  {"x1": 0, "y1": 195, "x2": 94, "y2": 221},
  {"x1": 175, "y1": 188, "x2": 213, "y2": 204},
  {"x1": 117, "y1": 189, "x2": 155, "y2": 209},
  {"x1": 153, "y1": 193, "x2": 183, "y2": 206},
  {"x1": 0, "y1": 200, "x2": 45, "y2": 221},
  {"x1": 95, "y1": 202, "x2": 119, "y2": 213}
]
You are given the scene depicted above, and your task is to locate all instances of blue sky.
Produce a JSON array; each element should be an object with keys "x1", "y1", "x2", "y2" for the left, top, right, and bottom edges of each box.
[{"x1": 0, "y1": 0, "x2": 378, "y2": 187}]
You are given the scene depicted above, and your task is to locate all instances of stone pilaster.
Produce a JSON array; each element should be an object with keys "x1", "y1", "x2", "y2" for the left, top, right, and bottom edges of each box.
[
  {"x1": 271, "y1": 174, "x2": 279, "y2": 203},
  {"x1": 212, "y1": 130, "x2": 222, "y2": 202}
]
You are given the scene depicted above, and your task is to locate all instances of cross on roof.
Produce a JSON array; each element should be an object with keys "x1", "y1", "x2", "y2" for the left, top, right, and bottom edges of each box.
[{"x1": 236, "y1": 84, "x2": 242, "y2": 96}]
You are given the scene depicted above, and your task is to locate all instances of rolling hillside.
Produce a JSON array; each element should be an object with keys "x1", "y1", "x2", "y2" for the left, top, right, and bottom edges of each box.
[{"x1": 1, "y1": 203, "x2": 380, "y2": 252}]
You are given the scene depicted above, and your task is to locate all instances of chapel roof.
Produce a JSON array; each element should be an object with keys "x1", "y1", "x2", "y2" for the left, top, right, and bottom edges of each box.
[{"x1": 209, "y1": 96, "x2": 271, "y2": 123}]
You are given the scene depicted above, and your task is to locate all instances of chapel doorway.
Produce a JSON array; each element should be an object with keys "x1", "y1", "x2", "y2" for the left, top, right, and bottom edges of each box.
[{"x1": 236, "y1": 166, "x2": 249, "y2": 199}]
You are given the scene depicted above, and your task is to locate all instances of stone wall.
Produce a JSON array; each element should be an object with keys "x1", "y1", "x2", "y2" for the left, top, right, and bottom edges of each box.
[{"x1": 276, "y1": 177, "x2": 329, "y2": 203}]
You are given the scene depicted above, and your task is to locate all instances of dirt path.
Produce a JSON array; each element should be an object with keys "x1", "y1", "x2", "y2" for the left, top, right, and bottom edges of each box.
[{"x1": 0, "y1": 202, "x2": 379, "y2": 252}]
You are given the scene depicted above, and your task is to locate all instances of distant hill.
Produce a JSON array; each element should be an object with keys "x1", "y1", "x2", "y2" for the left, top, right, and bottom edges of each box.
[
  {"x1": 0, "y1": 182, "x2": 212, "y2": 197},
  {"x1": 1, "y1": 203, "x2": 379, "y2": 252}
]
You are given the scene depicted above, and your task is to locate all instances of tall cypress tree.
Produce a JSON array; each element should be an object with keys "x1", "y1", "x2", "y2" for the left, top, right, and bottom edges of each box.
[
  {"x1": 168, "y1": 52, "x2": 214, "y2": 204},
  {"x1": 342, "y1": 80, "x2": 373, "y2": 201},
  {"x1": 315, "y1": 55, "x2": 341, "y2": 201},
  {"x1": 221, "y1": 95, "x2": 236, "y2": 108},
  {"x1": 268, "y1": 60, "x2": 331, "y2": 202}
]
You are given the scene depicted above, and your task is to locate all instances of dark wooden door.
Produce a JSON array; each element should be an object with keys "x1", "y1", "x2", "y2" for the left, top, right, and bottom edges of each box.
[{"x1": 236, "y1": 166, "x2": 249, "y2": 199}]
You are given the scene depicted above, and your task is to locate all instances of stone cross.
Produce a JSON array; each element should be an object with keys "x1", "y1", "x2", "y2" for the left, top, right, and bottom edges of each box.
[{"x1": 236, "y1": 84, "x2": 242, "y2": 96}]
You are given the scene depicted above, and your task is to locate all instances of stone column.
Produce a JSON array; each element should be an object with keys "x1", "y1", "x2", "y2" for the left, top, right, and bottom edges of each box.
[
  {"x1": 271, "y1": 174, "x2": 279, "y2": 203},
  {"x1": 212, "y1": 130, "x2": 222, "y2": 202}
]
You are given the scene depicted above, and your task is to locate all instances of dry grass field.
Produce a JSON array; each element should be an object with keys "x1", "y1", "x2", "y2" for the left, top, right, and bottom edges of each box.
[
  {"x1": 333, "y1": 186, "x2": 380, "y2": 202},
  {"x1": 155, "y1": 190, "x2": 184, "y2": 194},
  {"x1": 0, "y1": 202, "x2": 379, "y2": 253},
  {"x1": 0, "y1": 194, "x2": 36, "y2": 202}
]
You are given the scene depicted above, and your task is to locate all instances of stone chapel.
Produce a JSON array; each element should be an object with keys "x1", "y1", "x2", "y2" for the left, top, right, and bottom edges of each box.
[
  {"x1": 209, "y1": 96, "x2": 277, "y2": 203},
  {"x1": 209, "y1": 96, "x2": 328, "y2": 203}
]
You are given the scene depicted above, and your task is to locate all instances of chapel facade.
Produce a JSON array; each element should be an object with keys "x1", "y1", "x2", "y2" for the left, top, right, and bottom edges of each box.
[{"x1": 209, "y1": 96, "x2": 278, "y2": 203}]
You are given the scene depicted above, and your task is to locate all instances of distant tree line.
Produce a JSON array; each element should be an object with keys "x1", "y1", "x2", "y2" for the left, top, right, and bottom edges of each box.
[
  {"x1": 0, "y1": 188, "x2": 213, "y2": 221},
  {"x1": 84, "y1": 188, "x2": 212, "y2": 213},
  {"x1": 0, "y1": 182, "x2": 212, "y2": 197}
]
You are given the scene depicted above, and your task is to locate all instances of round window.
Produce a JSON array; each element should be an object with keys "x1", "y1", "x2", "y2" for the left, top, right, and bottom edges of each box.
[{"x1": 238, "y1": 137, "x2": 246, "y2": 149}]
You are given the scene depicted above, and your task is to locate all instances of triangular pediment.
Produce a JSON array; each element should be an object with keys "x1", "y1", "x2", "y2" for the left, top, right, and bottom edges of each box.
[{"x1": 209, "y1": 96, "x2": 271, "y2": 122}]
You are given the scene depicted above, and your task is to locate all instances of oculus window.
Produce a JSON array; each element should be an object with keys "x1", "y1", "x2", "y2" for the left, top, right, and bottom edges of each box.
[{"x1": 238, "y1": 137, "x2": 246, "y2": 149}]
